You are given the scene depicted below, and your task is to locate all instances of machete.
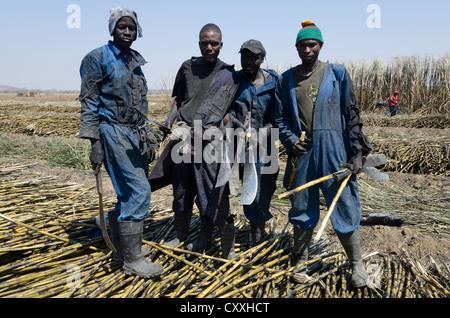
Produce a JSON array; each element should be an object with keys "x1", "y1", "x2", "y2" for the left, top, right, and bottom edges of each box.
[
  {"x1": 287, "y1": 131, "x2": 306, "y2": 189},
  {"x1": 239, "y1": 111, "x2": 258, "y2": 205},
  {"x1": 95, "y1": 168, "x2": 116, "y2": 252},
  {"x1": 215, "y1": 139, "x2": 232, "y2": 188},
  {"x1": 240, "y1": 137, "x2": 258, "y2": 205}
]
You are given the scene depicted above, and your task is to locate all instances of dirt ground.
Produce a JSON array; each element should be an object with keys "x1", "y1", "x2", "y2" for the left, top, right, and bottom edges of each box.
[{"x1": 26, "y1": 161, "x2": 450, "y2": 267}]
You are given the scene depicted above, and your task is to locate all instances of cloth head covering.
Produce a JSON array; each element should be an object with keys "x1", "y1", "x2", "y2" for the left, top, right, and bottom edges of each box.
[
  {"x1": 295, "y1": 20, "x2": 323, "y2": 46},
  {"x1": 109, "y1": 7, "x2": 142, "y2": 38},
  {"x1": 239, "y1": 39, "x2": 266, "y2": 58}
]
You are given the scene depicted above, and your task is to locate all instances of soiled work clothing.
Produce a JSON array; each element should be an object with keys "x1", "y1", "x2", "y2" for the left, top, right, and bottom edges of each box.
[
  {"x1": 274, "y1": 62, "x2": 373, "y2": 234},
  {"x1": 79, "y1": 41, "x2": 151, "y2": 222},
  {"x1": 172, "y1": 58, "x2": 224, "y2": 127},
  {"x1": 230, "y1": 69, "x2": 279, "y2": 224},
  {"x1": 149, "y1": 57, "x2": 239, "y2": 227}
]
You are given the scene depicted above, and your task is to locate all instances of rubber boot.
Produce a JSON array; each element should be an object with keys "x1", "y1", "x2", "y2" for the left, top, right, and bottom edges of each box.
[
  {"x1": 250, "y1": 222, "x2": 266, "y2": 246},
  {"x1": 186, "y1": 216, "x2": 213, "y2": 254},
  {"x1": 118, "y1": 220, "x2": 163, "y2": 278},
  {"x1": 291, "y1": 227, "x2": 314, "y2": 283},
  {"x1": 108, "y1": 212, "x2": 149, "y2": 262},
  {"x1": 163, "y1": 212, "x2": 191, "y2": 248},
  {"x1": 336, "y1": 230, "x2": 368, "y2": 288},
  {"x1": 220, "y1": 221, "x2": 236, "y2": 260}
]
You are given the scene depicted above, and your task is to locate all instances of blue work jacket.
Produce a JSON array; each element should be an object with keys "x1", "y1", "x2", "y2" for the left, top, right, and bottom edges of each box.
[
  {"x1": 79, "y1": 41, "x2": 148, "y2": 140},
  {"x1": 230, "y1": 69, "x2": 279, "y2": 131},
  {"x1": 274, "y1": 62, "x2": 369, "y2": 181}
]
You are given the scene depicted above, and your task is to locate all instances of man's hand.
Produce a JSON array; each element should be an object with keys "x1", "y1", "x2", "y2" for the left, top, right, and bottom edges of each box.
[
  {"x1": 89, "y1": 139, "x2": 105, "y2": 173},
  {"x1": 348, "y1": 152, "x2": 363, "y2": 174},
  {"x1": 292, "y1": 139, "x2": 307, "y2": 157}
]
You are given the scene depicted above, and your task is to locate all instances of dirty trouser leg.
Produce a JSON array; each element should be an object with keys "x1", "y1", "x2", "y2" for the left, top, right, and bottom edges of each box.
[
  {"x1": 100, "y1": 124, "x2": 151, "y2": 222},
  {"x1": 242, "y1": 163, "x2": 278, "y2": 224},
  {"x1": 242, "y1": 162, "x2": 278, "y2": 245},
  {"x1": 168, "y1": 161, "x2": 196, "y2": 246},
  {"x1": 190, "y1": 161, "x2": 235, "y2": 258}
]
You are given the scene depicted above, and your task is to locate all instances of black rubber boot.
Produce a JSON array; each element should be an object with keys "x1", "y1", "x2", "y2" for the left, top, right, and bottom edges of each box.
[
  {"x1": 250, "y1": 222, "x2": 266, "y2": 246},
  {"x1": 220, "y1": 221, "x2": 236, "y2": 260},
  {"x1": 291, "y1": 227, "x2": 314, "y2": 283},
  {"x1": 118, "y1": 220, "x2": 163, "y2": 278},
  {"x1": 336, "y1": 230, "x2": 368, "y2": 288},
  {"x1": 186, "y1": 216, "x2": 213, "y2": 253},
  {"x1": 108, "y1": 212, "x2": 149, "y2": 262},
  {"x1": 163, "y1": 212, "x2": 191, "y2": 248}
]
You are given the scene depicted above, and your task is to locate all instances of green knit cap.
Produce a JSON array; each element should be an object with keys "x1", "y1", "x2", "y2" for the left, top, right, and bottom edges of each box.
[{"x1": 295, "y1": 20, "x2": 324, "y2": 46}]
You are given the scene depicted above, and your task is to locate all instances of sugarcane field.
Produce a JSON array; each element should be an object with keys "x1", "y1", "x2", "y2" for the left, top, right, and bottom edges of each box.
[{"x1": 0, "y1": 52, "x2": 449, "y2": 301}]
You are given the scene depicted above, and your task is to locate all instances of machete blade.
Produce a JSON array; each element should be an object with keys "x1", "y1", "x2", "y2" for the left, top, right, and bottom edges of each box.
[
  {"x1": 362, "y1": 166, "x2": 390, "y2": 182},
  {"x1": 215, "y1": 141, "x2": 232, "y2": 188},
  {"x1": 95, "y1": 170, "x2": 116, "y2": 253},
  {"x1": 363, "y1": 154, "x2": 387, "y2": 168},
  {"x1": 240, "y1": 161, "x2": 258, "y2": 205}
]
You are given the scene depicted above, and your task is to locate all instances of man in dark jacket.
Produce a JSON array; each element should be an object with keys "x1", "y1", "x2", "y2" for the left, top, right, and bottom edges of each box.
[
  {"x1": 274, "y1": 21, "x2": 373, "y2": 288},
  {"x1": 149, "y1": 24, "x2": 240, "y2": 259}
]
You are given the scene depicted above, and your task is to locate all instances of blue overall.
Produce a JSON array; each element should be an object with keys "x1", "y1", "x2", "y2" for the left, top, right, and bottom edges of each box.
[
  {"x1": 79, "y1": 41, "x2": 151, "y2": 222},
  {"x1": 230, "y1": 69, "x2": 279, "y2": 224},
  {"x1": 274, "y1": 62, "x2": 362, "y2": 234}
]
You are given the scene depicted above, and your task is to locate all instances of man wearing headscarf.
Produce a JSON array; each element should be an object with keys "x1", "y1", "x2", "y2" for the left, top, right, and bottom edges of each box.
[
  {"x1": 274, "y1": 21, "x2": 373, "y2": 288},
  {"x1": 79, "y1": 7, "x2": 163, "y2": 278}
]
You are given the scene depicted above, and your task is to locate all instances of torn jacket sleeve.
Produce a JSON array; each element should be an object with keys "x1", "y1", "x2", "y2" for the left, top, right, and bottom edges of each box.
[{"x1": 344, "y1": 73, "x2": 373, "y2": 157}]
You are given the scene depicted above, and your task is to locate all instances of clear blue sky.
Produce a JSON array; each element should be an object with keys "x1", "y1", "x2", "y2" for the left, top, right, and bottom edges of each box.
[{"x1": 1, "y1": 0, "x2": 449, "y2": 91}]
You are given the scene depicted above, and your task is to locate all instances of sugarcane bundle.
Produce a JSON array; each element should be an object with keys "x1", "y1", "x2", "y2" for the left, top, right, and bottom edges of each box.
[
  {"x1": 369, "y1": 137, "x2": 449, "y2": 176},
  {"x1": 0, "y1": 164, "x2": 448, "y2": 298}
]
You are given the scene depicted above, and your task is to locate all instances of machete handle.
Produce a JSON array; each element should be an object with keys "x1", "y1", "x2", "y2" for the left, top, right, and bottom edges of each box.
[{"x1": 287, "y1": 132, "x2": 306, "y2": 189}]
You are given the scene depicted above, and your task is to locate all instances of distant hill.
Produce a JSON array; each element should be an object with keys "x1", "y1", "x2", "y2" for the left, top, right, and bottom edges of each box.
[
  {"x1": 0, "y1": 85, "x2": 23, "y2": 93},
  {"x1": 0, "y1": 85, "x2": 79, "y2": 94}
]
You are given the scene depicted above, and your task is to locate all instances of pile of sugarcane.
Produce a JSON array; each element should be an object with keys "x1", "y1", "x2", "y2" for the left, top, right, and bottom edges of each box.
[
  {"x1": 363, "y1": 115, "x2": 450, "y2": 129},
  {"x1": 0, "y1": 115, "x2": 80, "y2": 137},
  {"x1": 0, "y1": 164, "x2": 448, "y2": 298},
  {"x1": 369, "y1": 137, "x2": 449, "y2": 176}
]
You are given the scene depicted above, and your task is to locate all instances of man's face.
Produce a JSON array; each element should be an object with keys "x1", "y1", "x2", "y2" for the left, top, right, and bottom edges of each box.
[
  {"x1": 240, "y1": 49, "x2": 263, "y2": 79},
  {"x1": 113, "y1": 17, "x2": 137, "y2": 51},
  {"x1": 199, "y1": 31, "x2": 223, "y2": 64},
  {"x1": 296, "y1": 39, "x2": 322, "y2": 64}
]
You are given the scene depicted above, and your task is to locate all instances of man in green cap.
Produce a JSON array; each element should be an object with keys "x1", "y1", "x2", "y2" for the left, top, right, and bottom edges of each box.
[{"x1": 274, "y1": 20, "x2": 373, "y2": 288}]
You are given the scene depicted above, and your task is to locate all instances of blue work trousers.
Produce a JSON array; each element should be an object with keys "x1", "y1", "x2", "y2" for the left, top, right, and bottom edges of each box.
[{"x1": 100, "y1": 123, "x2": 151, "y2": 222}]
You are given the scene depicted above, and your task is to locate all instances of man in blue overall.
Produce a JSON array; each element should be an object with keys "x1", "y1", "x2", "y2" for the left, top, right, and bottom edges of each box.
[
  {"x1": 229, "y1": 40, "x2": 279, "y2": 245},
  {"x1": 274, "y1": 21, "x2": 373, "y2": 287},
  {"x1": 79, "y1": 7, "x2": 163, "y2": 278}
]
